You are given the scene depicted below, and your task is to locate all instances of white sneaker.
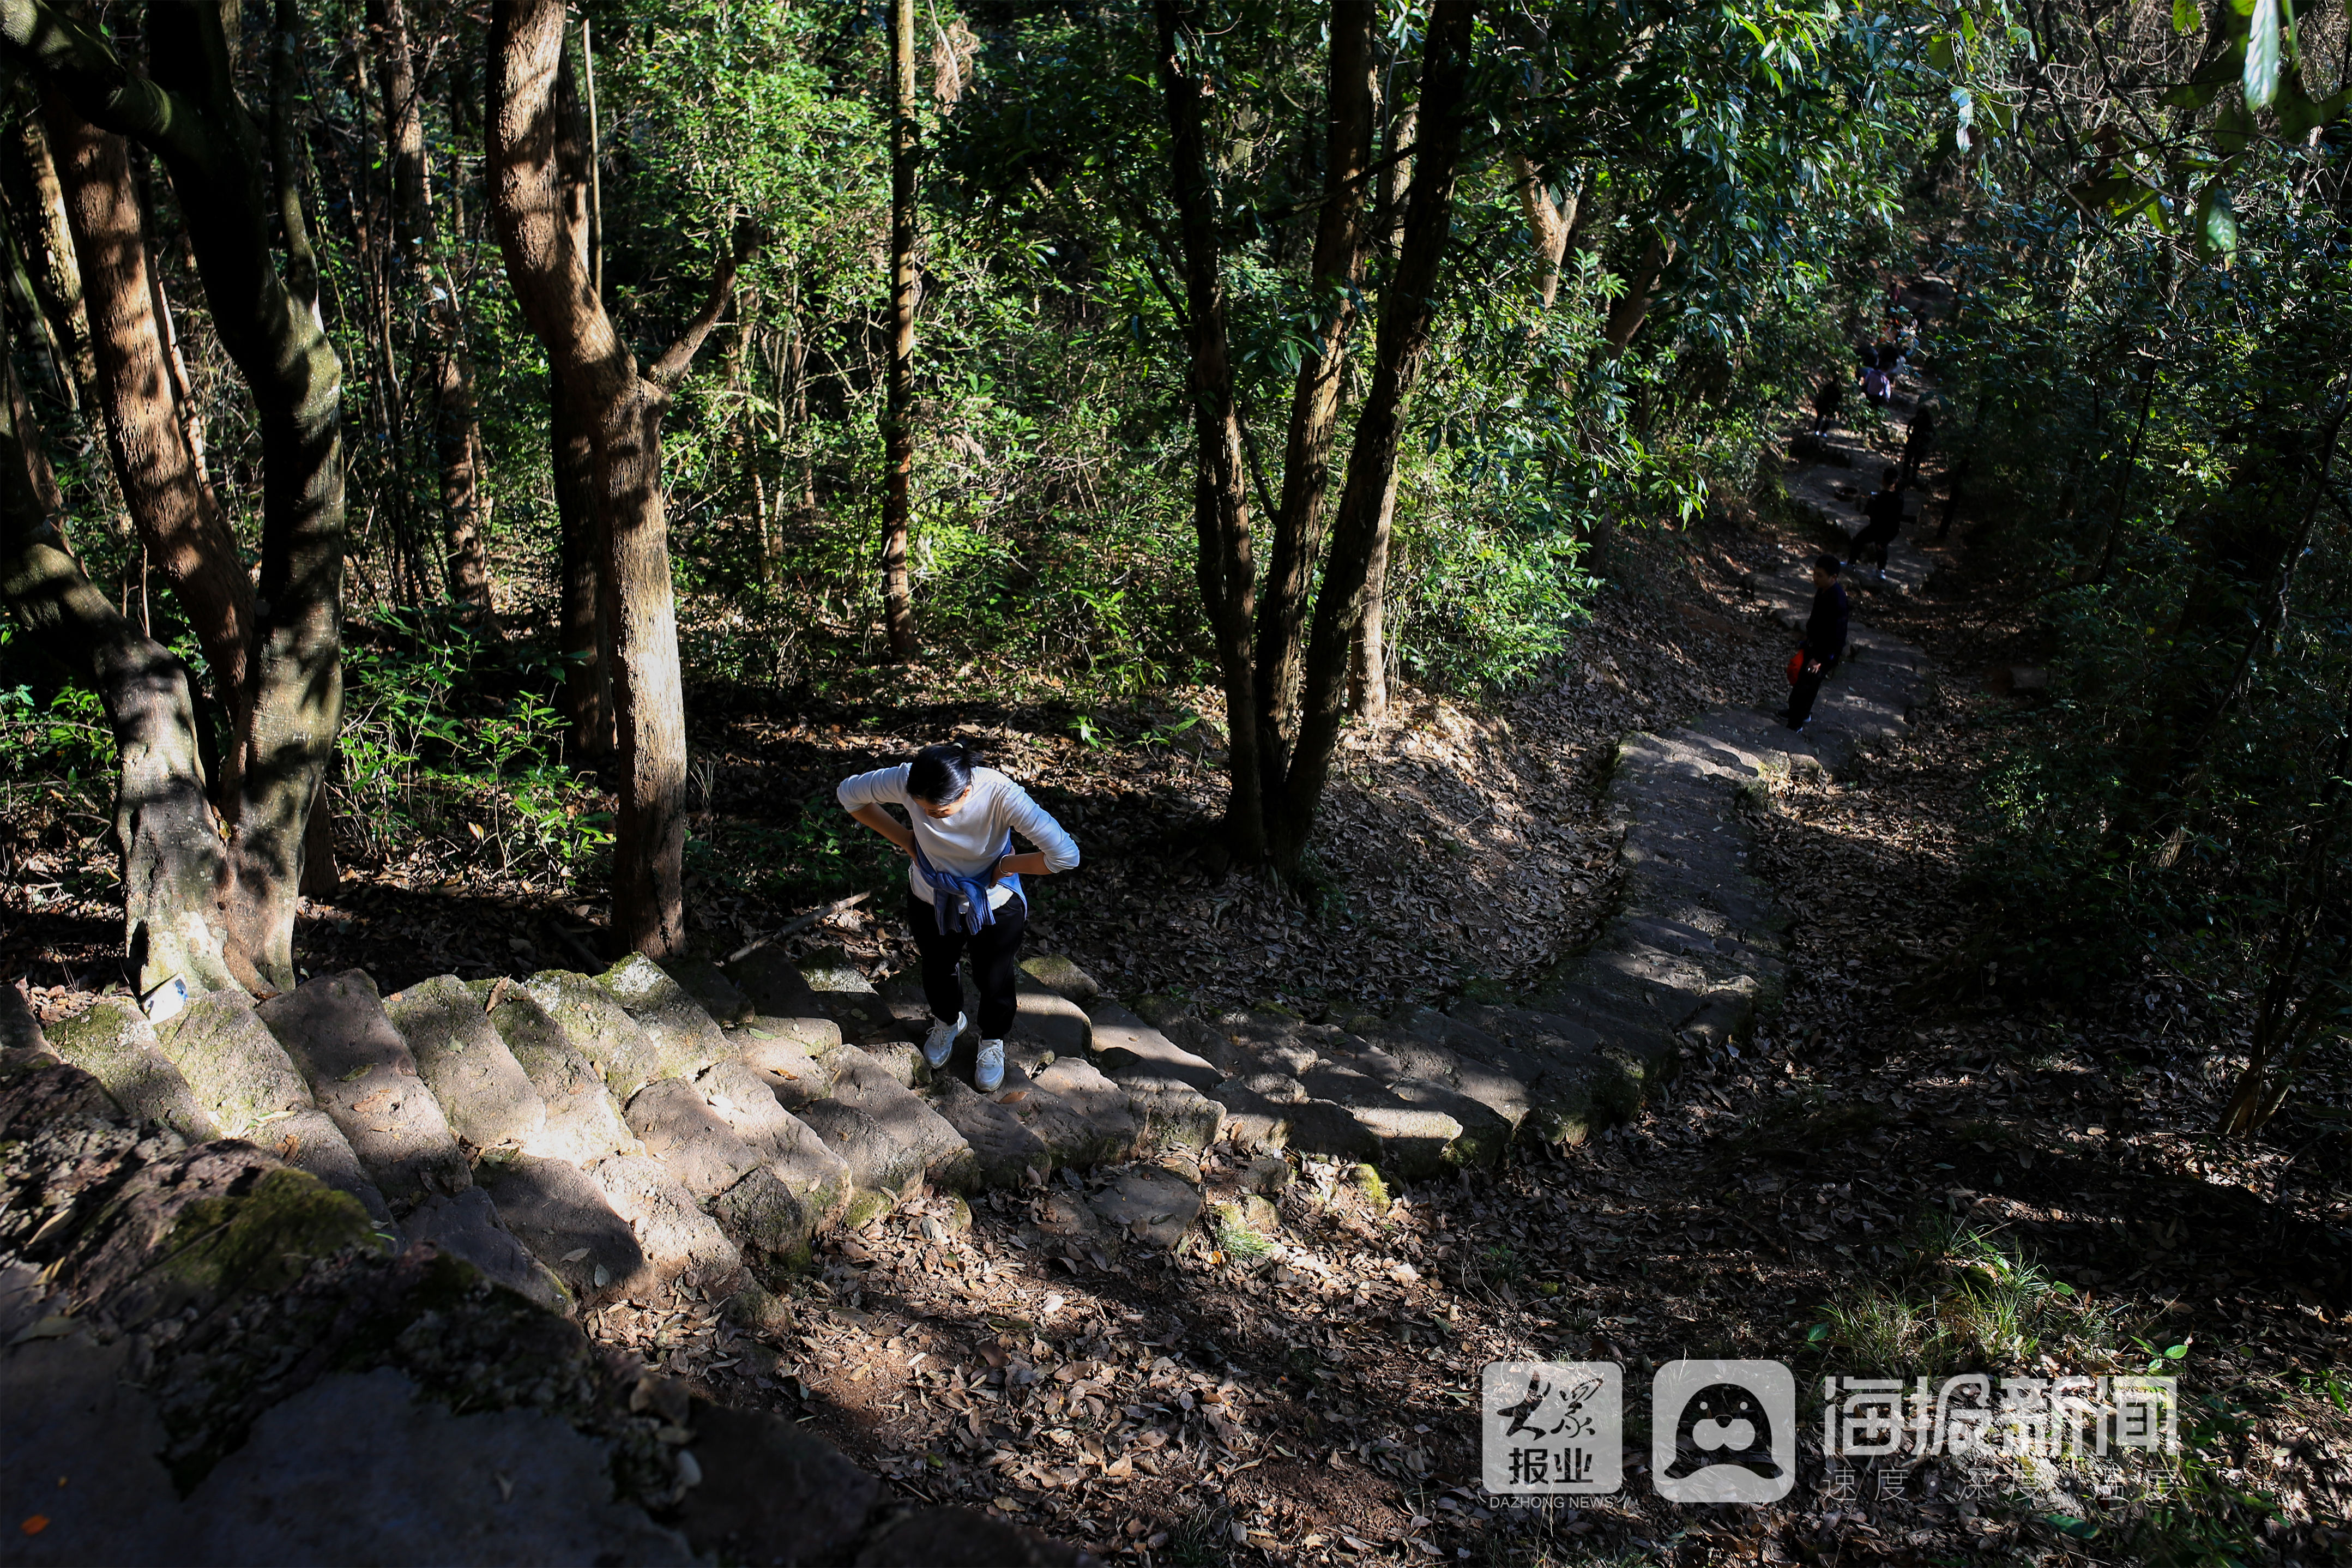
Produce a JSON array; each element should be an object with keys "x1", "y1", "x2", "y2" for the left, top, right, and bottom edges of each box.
[
  {"x1": 924, "y1": 1012, "x2": 966, "y2": 1069},
  {"x1": 975, "y1": 1039, "x2": 1006, "y2": 1094}
]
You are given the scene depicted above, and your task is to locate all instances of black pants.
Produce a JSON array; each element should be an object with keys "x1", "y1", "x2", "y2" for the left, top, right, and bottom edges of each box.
[
  {"x1": 1852, "y1": 521, "x2": 1898, "y2": 568},
  {"x1": 1787, "y1": 658, "x2": 1836, "y2": 728},
  {"x1": 906, "y1": 891, "x2": 1027, "y2": 1038}
]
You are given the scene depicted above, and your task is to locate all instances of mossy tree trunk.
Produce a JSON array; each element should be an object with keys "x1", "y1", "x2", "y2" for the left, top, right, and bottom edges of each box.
[{"x1": 4, "y1": 0, "x2": 349, "y2": 993}]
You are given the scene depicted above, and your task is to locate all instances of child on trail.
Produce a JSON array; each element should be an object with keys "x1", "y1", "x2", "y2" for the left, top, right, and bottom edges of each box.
[
  {"x1": 1784, "y1": 554, "x2": 1849, "y2": 732},
  {"x1": 839, "y1": 742, "x2": 1080, "y2": 1093},
  {"x1": 1852, "y1": 465, "x2": 1905, "y2": 574}
]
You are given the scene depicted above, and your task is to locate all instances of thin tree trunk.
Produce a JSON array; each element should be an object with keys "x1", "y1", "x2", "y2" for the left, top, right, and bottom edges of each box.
[
  {"x1": 1, "y1": 341, "x2": 235, "y2": 997},
  {"x1": 490, "y1": 0, "x2": 740, "y2": 958},
  {"x1": 1277, "y1": 0, "x2": 1477, "y2": 867},
  {"x1": 1603, "y1": 232, "x2": 1672, "y2": 354},
  {"x1": 6, "y1": 87, "x2": 97, "y2": 417},
  {"x1": 1510, "y1": 152, "x2": 1576, "y2": 310},
  {"x1": 1156, "y1": 0, "x2": 1266, "y2": 864},
  {"x1": 1251, "y1": 0, "x2": 1375, "y2": 764},
  {"x1": 1350, "y1": 463, "x2": 1401, "y2": 719},
  {"x1": 553, "y1": 371, "x2": 608, "y2": 752},
  {"x1": 370, "y1": 0, "x2": 495, "y2": 630},
  {"x1": 44, "y1": 90, "x2": 257, "y2": 800},
  {"x1": 879, "y1": 0, "x2": 918, "y2": 658}
]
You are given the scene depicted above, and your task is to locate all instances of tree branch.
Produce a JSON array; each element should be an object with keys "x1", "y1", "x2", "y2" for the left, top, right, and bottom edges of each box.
[{"x1": 648, "y1": 249, "x2": 743, "y2": 391}]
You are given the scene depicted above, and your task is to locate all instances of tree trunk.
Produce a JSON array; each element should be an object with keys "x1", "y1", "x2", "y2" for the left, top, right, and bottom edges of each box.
[
  {"x1": 11, "y1": 0, "x2": 352, "y2": 992},
  {"x1": 5, "y1": 88, "x2": 97, "y2": 417},
  {"x1": 1250, "y1": 0, "x2": 1375, "y2": 765},
  {"x1": 44, "y1": 90, "x2": 257, "y2": 798},
  {"x1": 1, "y1": 342, "x2": 235, "y2": 997},
  {"x1": 1349, "y1": 463, "x2": 1401, "y2": 720},
  {"x1": 1275, "y1": 0, "x2": 1476, "y2": 867},
  {"x1": 1511, "y1": 152, "x2": 1576, "y2": 310},
  {"x1": 554, "y1": 372, "x2": 610, "y2": 755},
  {"x1": 1603, "y1": 232, "x2": 1672, "y2": 354},
  {"x1": 1156, "y1": 0, "x2": 1266, "y2": 865},
  {"x1": 368, "y1": 0, "x2": 495, "y2": 631},
  {"x1": 879, "y1": 0, "x2": 918, "y2": 658},
  {"x1": 489, "y1": 0, "x2": 739, "y2": 959}
]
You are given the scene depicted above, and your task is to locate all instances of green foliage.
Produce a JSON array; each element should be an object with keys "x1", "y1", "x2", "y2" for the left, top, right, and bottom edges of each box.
[
  {"x1": 1811, "y1": 1216, "x2": 2116, "y2": 1376},
  {"x1": 0, "y1": 634, "x2": 112, "y2": 783},
  {"x1": 336, "y1": 611, "x2": 610, "y2": 884}
]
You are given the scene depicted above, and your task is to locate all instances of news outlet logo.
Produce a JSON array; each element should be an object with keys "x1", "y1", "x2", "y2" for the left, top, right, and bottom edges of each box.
[
  {"x1": 1480, "y1": 1361, "x2": 1622, "y2": 1495},
  {"x1": 1653, "y1": 1360, "x2": 1797, "y2": 1503}
]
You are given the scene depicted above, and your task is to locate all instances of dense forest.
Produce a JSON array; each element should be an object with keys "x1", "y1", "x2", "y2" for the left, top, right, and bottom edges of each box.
[{"x1": 2, "y1": 0, "x2": 2349, "y2": 1560}]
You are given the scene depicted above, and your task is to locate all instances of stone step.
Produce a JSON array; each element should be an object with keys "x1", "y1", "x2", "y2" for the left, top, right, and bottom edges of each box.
[
  {"x1": 795, "y1": 1045, "x2": 978, "y2": 1215},
  {"x1": 626, "y1": 1078, "x2": 770, "y2": 1200},
  {"x1": 596, "y1": 955, "x2": 730, "y2": 1082},
  {"x1": 258, "y1": 971, "x2": 473, "y2": 1213},
  {"x1": 719, "y1": 950, "x2": 842, "y2": 1051},
  {"x1": 727, "y1": 1017, "x2": 840, "y2": 1107},
  {"x1": 267, "y1": 1109, "x2": 401, "y2": 1231},
  {"x1": 384, "y1": 975, "x2": 546, "y2": 1153},
  {"x1": 1082, "y1": 997, "x2": 1224, "y2": 1153},
  {"x1": 403, "y1": 1186, "x2": 570, "y2": 1311},
  {"x1": 1020, "y1": 953, "x2": 1101, "y2": 1002},
  {"x1": 792, "y1": 947, "x2": 901, "y2": 1043},
  {"x1": 664, "y1": 958, "x2": 755, "y2": 1026},
  {"x1": 1083, "y1": 997, "x2": 1219, "y2": 1091},
  {"x1": 477, "y1": 983, "x2": 641, "y2": 1165},
  {"x1": 153, "y1": 988, "x2": 316, "y2": 1137},
  {"x1": 697, "y1": 1061, "x2": 851, "y2": 1247},
  {"x1": 0, "y1": 981, "x2": 46, "y2": 1055},
  {"x1": 588, "y1": 1153, "x2": 745, "y2": 1289},
  {"x1": 478, "y1": 1152, "x2": 649, "y2": 1304},
  {"x1": 1329, "y1": 1022, "x2": 1535, "y2": 1138},
  {"x1": 518, "y1": 969, "x2": 668, "y2": 1101},
  {"x1": 928, "y1": 1059, "x2": 1137, "y2": 1189},
  {"x1": 45, "y1": 997, "x2": 220, "y2": 1144}
]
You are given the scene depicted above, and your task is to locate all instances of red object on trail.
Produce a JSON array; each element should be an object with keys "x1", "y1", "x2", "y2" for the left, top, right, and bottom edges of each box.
[{"x1": 1787, "y1": 652, "x2": 1806, "y2": 686}]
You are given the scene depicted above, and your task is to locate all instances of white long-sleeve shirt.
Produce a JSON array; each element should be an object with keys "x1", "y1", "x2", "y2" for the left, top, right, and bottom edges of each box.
[{"x1": 836, "y1": 764, "x2": 1081, "y2": 909}]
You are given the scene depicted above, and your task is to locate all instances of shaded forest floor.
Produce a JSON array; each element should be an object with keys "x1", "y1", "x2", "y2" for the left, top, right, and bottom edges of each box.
[{"x1": 5, "y1": 409, "x2": 2350, "y2": 1567}]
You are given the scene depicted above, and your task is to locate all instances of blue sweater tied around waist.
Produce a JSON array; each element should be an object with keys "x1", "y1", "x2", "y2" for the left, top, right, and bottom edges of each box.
[{"x1": 914, "y1": 839, "x2": 1022, "y2": 935}]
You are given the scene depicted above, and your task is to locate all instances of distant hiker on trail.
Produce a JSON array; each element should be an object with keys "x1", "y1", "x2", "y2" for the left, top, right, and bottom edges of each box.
[
  {"x1": 1852, "y1": 465, "x2": 1905, "y2": 574},
  {"x1": 1859, "y1": 355, "x2": 1892, "y2": 408},
  {"x1": 1784, "y1": 554, "x2": 1849, "y2": 732},
  {"x1": 1812, "y1": 376, "x2": 1844, "y2": 433},
  {"x1": 1899, "y1": 403, "x2": 1937, "y2": 485},
  {"x1": 840, "y1": 743, "x2": 1080, "y2": 1094}
]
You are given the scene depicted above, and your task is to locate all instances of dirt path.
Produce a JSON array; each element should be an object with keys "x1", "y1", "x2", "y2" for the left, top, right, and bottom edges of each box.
[{"x1": 625, "y1": 373, "x2": 2348, "y2": 1568}]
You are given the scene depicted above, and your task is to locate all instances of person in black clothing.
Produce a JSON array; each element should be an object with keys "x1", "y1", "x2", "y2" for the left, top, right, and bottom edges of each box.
[
  {"x1": 1784, "y1": 554, "x2": 1848, "y2": 732},
  {"x1": 1898, "y1": 403, "x2": 1937, "y2": 485},
  {"x1": 1851, "y1": 465, "x2": 1905, "y2": 571},
  {"x1": 1812, "y1": 376, "x2": 1844, "y2": 433}
]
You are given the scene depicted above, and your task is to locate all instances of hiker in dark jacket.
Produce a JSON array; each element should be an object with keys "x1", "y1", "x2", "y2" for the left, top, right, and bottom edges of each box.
[
  {"x1": 1898, "y1": 403, "x2": 1937, "y2": 485},
  {"x1": 1852, "y1": 465, "x2": 1906, "y2": 573},
  {"x1": 1812, "y1": 376, "x2": 1845, "y2": 433},
  {"x1": 840, "y1": 743, "x2": 1080, "y2": 1092},
  {"x1": 1784, "y1": 555, "x2": 1849, "y2": 732}
]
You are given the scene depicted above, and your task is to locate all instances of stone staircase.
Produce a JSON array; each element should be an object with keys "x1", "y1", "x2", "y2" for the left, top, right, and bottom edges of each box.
[{"x1": 39, "y1": 539, "x2": 1930, "y2": 1320}]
